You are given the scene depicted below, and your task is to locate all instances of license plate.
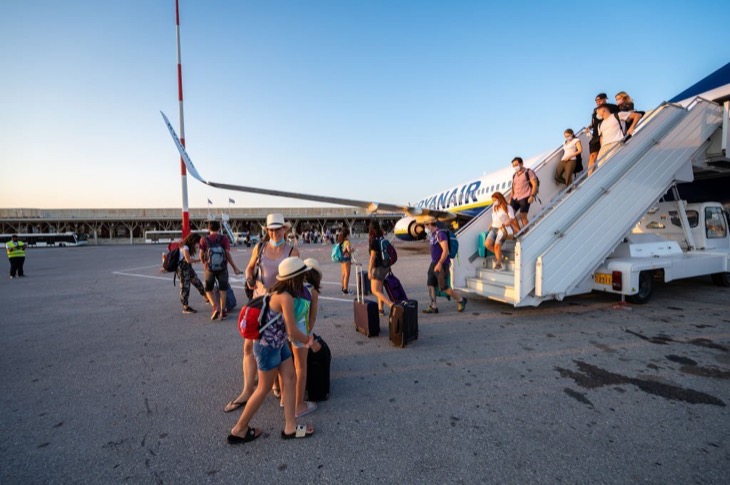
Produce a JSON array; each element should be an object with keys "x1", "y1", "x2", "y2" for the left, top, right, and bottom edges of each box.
[{"x1": 594, "y1": 273, "x2": 612, "y2": 285}]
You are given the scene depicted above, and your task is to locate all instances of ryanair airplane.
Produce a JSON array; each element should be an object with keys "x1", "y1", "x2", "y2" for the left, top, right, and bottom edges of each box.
[
  {"x1": 161, "y1": 62, "x2": 730, "y2": 242},
  {"x1": 161, "y1": 111, "x2": 543, "y2": 242}
]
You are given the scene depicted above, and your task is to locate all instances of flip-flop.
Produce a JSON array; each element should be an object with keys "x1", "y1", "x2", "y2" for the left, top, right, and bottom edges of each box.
[
  {"x1": 224, "y1": 399, "x2": 247, "y2": 413},
  {"x1": 272, "y1": 387, "x2": 281, "y2": 398},
  {"x1": 281, "y1": 424, "x2": 314, "y2": 439},
  {"x1": 295, "y1": 401, "x2": 318, "y2": 418},
  {"x1": 227, "y1": 426, "x2": 261, "y2": 445}
]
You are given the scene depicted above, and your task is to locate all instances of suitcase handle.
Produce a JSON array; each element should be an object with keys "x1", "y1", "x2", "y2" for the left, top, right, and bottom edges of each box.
[{"x1": 354, "y1": 262, "x2": 364, "y2": 303}]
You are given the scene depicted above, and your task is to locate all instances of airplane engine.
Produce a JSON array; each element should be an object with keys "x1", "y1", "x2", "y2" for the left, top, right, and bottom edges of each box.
[{"x1": 394, "y1": 217, "x2": 426, "y2": 241}]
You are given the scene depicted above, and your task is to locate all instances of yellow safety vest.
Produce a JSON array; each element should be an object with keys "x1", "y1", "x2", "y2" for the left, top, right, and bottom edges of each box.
[{"x1": 6, "y1": 241, "x2": 26, "y2": 258}]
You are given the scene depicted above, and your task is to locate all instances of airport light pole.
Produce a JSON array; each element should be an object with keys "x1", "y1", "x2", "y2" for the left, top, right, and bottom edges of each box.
[{"x1": 175, "y1": 0, "x2": 191, "y2": 238}]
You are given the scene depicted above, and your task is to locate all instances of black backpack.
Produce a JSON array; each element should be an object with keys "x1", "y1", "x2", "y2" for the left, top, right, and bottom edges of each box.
[{"x1": 162, "y1": 244, "x2": 180, "y2": 273}]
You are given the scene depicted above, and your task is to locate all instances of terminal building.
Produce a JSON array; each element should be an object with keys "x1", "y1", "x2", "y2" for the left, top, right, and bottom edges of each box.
[{"x1": 0, "y1": 207, "x2": 401, "y2": 245}]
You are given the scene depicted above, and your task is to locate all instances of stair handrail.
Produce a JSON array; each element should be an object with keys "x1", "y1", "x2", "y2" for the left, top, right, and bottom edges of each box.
[{"x1": 514, "y1": 102, "x2": 677, "y2": 238}]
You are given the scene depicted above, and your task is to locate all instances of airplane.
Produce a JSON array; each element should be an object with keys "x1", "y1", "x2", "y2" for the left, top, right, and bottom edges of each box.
[
  {"x1": 160, "y1": 110, "x2": 544, "y2": 241},
  {"x1": 161, "y1": 62, "x2": 730, "y2": 241}
]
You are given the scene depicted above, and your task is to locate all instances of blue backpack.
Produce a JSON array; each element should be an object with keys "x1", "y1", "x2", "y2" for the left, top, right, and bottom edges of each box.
[
  {"x1": 331, "y1": 243, "x2": 344, "y2": 263},
  {"x1": 447, "y1": 231, "x2": 459, "y2": 259}
]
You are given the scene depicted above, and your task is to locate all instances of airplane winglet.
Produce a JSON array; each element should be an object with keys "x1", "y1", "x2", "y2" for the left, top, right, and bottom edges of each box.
[{"x1": 160, "y1": 111, "x2": 208, "y2": 184}]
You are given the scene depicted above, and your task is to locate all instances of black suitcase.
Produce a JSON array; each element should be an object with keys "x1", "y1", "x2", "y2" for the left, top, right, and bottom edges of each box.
[
  {"x1": 389, "y1": 300, "x2": 418, "y2": 347},
  {"x1": 354, "y1": 264, "x2": 379, "y2": 337},
  {"x1": 306, "y1": 334, "x2": 331, "y2": 401}
]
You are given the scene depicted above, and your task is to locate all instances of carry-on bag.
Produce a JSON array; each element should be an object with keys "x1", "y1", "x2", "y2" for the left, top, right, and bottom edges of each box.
[
  {"x1": 389, "y1": 300, "x2": 418, "y2": 348},
  {"x1": 306, "y1": 334, "x2": 331, "y2": 401},
  {"x1": 383, "y1": 270, "x2": 408, "y2": 304},
  {"x1": 353, "y1": 263, "x2": 379, "y2": 337}
]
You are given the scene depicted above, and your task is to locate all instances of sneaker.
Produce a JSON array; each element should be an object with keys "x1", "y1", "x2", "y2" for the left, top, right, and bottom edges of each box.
[
  {"x1": 9, "y1": 276, "x2": 14, "y2": 279},
  {"x1": 220, "y1": 309, "x2": 229, "y2": 321},
  {"x1": 422, "y1": 306, "x2": 439, "y2": 314},
  {"x1": 457, "y1": 298, "x2": 467, "y2": 313},
  {"x1": 211, "y1": 309, "x2": 220, "y2": 321},
  {"x1": 378, "y1": 309, "x2": 386, "y2": 316},
  {"x1": 183, "y1": 306, "x2": 197, "y2": 314},
  {"x1": 494, "y1": 264, "x2": 503, "y2": 271}
]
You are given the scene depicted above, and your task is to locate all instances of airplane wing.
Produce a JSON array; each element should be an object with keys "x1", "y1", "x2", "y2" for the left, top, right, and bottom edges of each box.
[{"x1": 160, "y1": 111, "x2": 456, "y2": 221}]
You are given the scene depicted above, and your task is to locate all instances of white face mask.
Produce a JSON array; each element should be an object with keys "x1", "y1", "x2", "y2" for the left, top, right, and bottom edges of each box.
[
  {"x1": 424, "y1": 226, "x2": 432, "y2": 236},
  {"x1": 513, "y1": 165, "x2": 521, "y2": 173}
]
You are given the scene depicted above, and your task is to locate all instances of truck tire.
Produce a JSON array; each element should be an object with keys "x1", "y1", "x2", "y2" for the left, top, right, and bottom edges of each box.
[
  {"x1": 627, "y1": 271, "x2": 654, "y2": 304},
  {"x1": 711, "y1": 272, "x2": 730, "y2": 287}
]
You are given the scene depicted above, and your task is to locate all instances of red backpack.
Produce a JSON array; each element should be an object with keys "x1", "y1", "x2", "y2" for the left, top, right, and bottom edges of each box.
[{"x1": 238, "y1": 295, "x2": 282, "y2": 339}]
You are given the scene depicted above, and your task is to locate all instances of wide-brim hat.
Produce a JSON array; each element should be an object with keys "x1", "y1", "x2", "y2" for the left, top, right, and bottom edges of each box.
[
  {"x1": 277, "y1": 257, "x2": 310, "y2": 281},
  {"x1": 303, "y1": 258, "x2": 321, "y2": 276},
  {"x1": 266, "y1": 213, "x2": 292, "y2": 230}
]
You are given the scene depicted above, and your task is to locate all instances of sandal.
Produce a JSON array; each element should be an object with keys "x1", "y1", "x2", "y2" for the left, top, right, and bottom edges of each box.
[
  {"x1": 223, "y1": 399, "x2": 247, "y2": 413},
  {"x1": 272, "y1": 386, "x2": 281, "y2": 398},
  {"x1": 227, "y1": 426, "x2": 261, "y2": 445},
  {"x1": 281, "y1": 424, "x2": 314, "y2": 440}
]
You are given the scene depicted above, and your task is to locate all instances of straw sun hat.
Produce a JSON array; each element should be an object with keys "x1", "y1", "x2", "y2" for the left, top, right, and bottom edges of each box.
[
  {"x1": 277, "y1": 257, "x2": 312, "y2": 281},
  {"x1": 266, "y1": 213, "x2": 292, "y2": 230}
]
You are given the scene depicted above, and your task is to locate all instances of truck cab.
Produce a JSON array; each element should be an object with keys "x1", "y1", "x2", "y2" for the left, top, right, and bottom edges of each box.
[{"x1": 592, "y1": 201, "x2": 730, "y2": 303}]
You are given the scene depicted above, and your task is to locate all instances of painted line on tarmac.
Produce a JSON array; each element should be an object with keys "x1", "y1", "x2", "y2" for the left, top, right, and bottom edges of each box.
[{"x1": 112, "y1": 271, "x2": 351, "y2": 302}]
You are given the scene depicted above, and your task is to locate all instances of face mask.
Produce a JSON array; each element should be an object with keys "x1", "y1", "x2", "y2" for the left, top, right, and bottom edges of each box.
[
  {"x1": 596, "y1": 113, "x2": 603, "y2": 120},
  {"x1": 425, "y1": 227, "x2": 432, "y2": 236},
  {"x1": 269, "y1": 238, "x2": 285, "y2": 248},
  {"x1": 513, "y1": 165, "x2": 521, "y2": 173}
]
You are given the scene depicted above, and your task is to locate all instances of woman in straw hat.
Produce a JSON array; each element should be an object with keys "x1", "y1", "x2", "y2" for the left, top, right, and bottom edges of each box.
[
  {"x1": 224, "y1": 213, "x2": 299, "y2": 413},
  {"x1": 228, "y1": 257, "x2": 315, "y2": 444}
]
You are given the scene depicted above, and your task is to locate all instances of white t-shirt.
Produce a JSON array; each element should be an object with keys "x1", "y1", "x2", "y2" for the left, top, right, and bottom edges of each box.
[
  {"x1": 562, "y1": 137, "x2": 580, "y2": 160},
  {"x1": 492, "y1": 205, "x2": 515, "y2": 228},
  {"x1": 178, "y1": 245, "x2": 189, "y2": 262},
  {"x1": 598, "y1": 111, "x2": 632, "y2": 145}
]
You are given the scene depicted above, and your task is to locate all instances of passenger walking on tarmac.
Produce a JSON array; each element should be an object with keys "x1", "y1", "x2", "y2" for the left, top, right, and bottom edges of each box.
[
  {"x1": 337, "y1": 227, "x2": 354, "y2": 294},
  {"x1": 227, "y1": 257, "x2": 315, "y2": 444},
  {"x1": 200, "y1": 220, "x2": 242, "y2": 321},
  {"x1": 224, "y1": 213, "x2": 299, "y2": 413},
  {"x1": 422, "y1": 217, "x2": 467, "y2": 314},
  {"x1": 290, "y1": 258, "x2": 323, "y2": 419},
  {"x1": 367, "y1": 221, "x2": 393, "y2": 316},
  {"x1": 594, "y1": 103, "x2": 642, "y2": 170},
  {"x1": 588, "y1": 93, "x2": 619, "y2": 173},
  {"x1": 508, "y1": 157, "x2": 538, "y2": 229},
  {"x1": 555, "y1": 129, "x2": 583, "y2": 186},
  {"x1": 177, "y1": 233, "x2": 209, "y2": 314},
  {"x1": 6, "y1": 234, "x2": 26, "y2": 278},
  {"x1": 484, "y1": 193, "x2": 521, "y2": 271}
]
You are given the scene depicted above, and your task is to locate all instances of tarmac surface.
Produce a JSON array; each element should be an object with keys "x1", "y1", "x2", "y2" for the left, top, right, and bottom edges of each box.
[{"x1": 1, "y1": 241, "x2": 729, "y2": 484}]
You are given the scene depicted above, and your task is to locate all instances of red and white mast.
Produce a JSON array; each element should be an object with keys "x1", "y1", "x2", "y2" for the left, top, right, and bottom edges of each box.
[{"x1": 175, "y1": 0, "x2": 191, "y2": 238}]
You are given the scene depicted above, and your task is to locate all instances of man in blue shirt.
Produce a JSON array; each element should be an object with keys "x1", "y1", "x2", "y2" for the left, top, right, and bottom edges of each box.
[{"x1": 423, "y1": 217, "x2": 467, "y2": 314}]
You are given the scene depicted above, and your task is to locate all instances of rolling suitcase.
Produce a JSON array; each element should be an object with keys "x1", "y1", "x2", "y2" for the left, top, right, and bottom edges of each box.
[
  {"x1": 389, "y1": 300, "x2": 418, "y2": 348},
  {"x1": 353, "y1": 263, "x2": 379, "y2": 337},
  {"x1": 306, "y1": 334, "x2": 331, "y2": 401},
  {"x1": 383, "y1": 271, "x2": 408, "y2": 304}
]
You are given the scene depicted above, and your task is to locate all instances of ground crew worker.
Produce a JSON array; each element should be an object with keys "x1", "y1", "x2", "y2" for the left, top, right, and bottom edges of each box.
[{"x1": 6, "y1": 234, "x2": 26, "y2": 278}]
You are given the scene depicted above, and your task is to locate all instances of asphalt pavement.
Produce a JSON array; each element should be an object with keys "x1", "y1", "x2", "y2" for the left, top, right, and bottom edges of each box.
[{"x1": 1, "y1": 241, "x2": 728, "y2": 484}]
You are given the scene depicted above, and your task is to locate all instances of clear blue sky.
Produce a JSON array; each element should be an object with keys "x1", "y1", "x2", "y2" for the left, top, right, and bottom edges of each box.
[{"x1": 0, "y1": 0, "x2": 727, "y2": 209}]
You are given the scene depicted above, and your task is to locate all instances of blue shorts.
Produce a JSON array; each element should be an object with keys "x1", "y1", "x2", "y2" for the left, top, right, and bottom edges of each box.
[{"x1": 253, "y1": 341, "x2": 292, "y2": 372}]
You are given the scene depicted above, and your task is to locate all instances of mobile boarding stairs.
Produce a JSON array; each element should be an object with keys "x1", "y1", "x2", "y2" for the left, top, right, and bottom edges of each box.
[{"x1": 452, "y1": 98, "x2": 727, "y2": 307}]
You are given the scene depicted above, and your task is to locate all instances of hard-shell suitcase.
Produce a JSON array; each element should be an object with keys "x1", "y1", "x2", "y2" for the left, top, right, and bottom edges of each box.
[
  {"x1": 478, "y1": 232, "x2": 495, "y2": 259},
  {"x1": 306, "y1": 334, "x2": 331, "y2": 401},
  {"x1": 389, "y1": 300, "x2": 418, "y2": 347},
  {"x1": 383, "y1": 271, "x2": 408, "y2": 304},
  {"x1": 354, "y1": 263, "x2": 379, "y2": 337}
]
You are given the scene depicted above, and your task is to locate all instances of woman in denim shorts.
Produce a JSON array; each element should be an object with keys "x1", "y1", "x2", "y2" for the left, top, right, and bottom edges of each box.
[{"x1": 228, "y1": 257, "x2": 315, "y2": 444}]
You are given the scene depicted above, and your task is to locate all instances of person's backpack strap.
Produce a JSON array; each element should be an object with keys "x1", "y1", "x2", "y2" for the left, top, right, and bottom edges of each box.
[
  {"x1": 614, "y1": 112, "x2": 627, "y2": 137},
  {"x1": 254, "y1": 241, "x2": 265, "y2": 282}
]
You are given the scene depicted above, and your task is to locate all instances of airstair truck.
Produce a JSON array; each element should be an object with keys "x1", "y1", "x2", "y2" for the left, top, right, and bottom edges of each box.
[
  {"x1": 592, "y1": 200, "x2": 730, "y2": 304},
  {"x1": 453, "y1": 97, "x2": 730, "y2": 306}
]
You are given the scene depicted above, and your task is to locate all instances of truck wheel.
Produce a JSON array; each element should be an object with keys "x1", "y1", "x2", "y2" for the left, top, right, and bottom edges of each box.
[
  {"x1": 711, "y1": 272, "x2": 730, "y2": 287},
  {"x1": 627, "y1": 271, "x2": 654, "y2": 304}
]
